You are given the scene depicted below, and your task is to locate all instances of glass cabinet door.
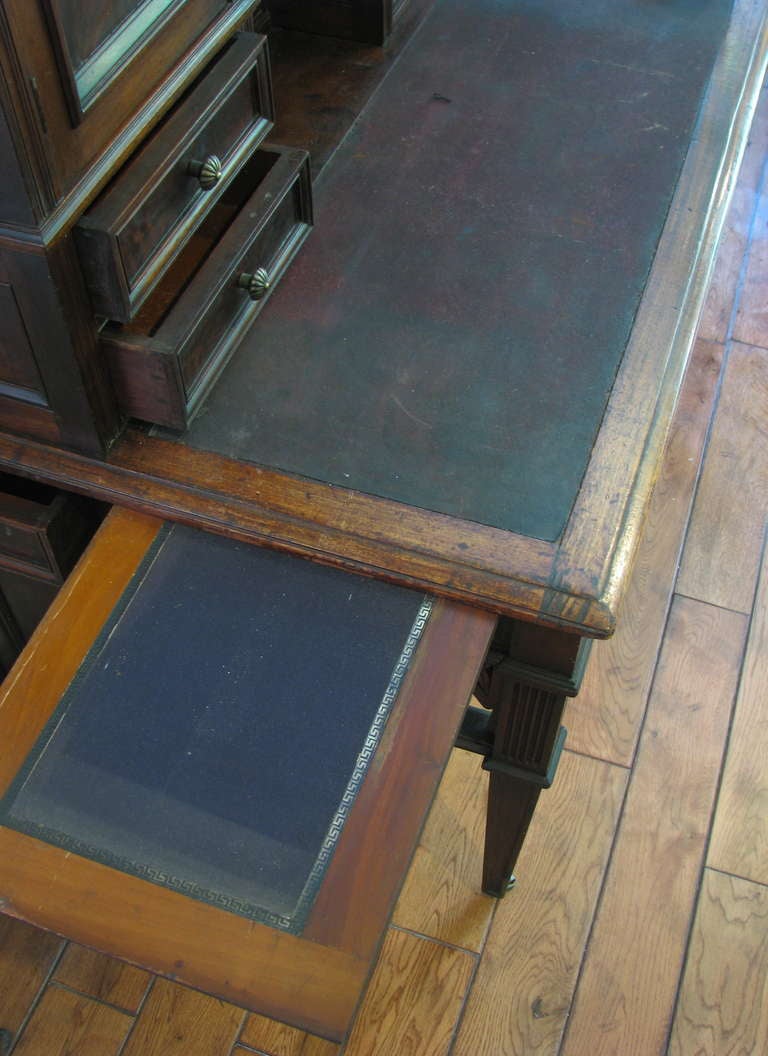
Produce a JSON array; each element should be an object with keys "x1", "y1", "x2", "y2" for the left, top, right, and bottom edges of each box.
[{"x1": 42, "y1": 0, "x2": 186, "y2": 120}]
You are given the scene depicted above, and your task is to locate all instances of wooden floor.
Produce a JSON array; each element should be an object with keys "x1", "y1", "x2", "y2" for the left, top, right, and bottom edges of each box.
[{"x1": 2, "y1": 80, "x2": 768, "y2": 1056}]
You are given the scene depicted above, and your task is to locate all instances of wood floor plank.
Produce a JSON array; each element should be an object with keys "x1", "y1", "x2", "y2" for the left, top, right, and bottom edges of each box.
[
  {"x1": 343, "y1": 928, "x2": 474, "y2": 1056},
  {"x1": 0, "y1": 917, "x2": 63, "y2": 1039},
  {"x1": 677, "y1": 342, "x2": 768, "y2": 613},
  {"x1": 451, "y1": 750, "x2": 626, "y2": 1056},
  {"x1": 240, "y1": 1013, "x2": 339, "y2": 1055},
  {"x1": 734, "y1": 155, "x2": 768, "y2": 348},
  {"x1": 121, "y1": 979, "x2": 245, "y2": 1056},
  {"x1": 53, "y1": 945, "x2": 151, "y2": 1014},
  {"x1": 12, "y1": 985, "x2": 132, "y2": 1056},
  {"x1": 560, "y1": 596, "x2": 747, "y2": 1056},
  {"x1": 392, "y1": 747, "x2": 493, "y2": 952},
  {"x1": 698, "y1": 82, "x2": 768, "y2": 342},
  {"x1": 669, "y1": 869, "x2": 768, "y2": 1056},
  {"x1": 565, "y1": 338, "x2": 723, "y2": 765},
  {"x1": 708, "y1": 542, "x2": 768, "y2": 884}
]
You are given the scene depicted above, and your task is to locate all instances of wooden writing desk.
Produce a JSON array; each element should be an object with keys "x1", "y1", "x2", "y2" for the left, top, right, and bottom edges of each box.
[{"x1": 0, "y1": 0, "x2": 766, "y2": 1044}]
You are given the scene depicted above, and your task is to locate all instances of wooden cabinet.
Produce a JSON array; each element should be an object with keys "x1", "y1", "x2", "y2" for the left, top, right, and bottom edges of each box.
[
  {"x1": 0, "y1": 0, "x2": 316, "y2": 451},
  {"x1": 266, "y1": 0, "x2": 408, "y2": 44}
]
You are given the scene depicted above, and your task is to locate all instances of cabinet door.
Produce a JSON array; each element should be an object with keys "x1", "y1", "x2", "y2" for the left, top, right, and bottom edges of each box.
[{"x1": 1, "y1": 0, "x2": 260, "y2": 218}]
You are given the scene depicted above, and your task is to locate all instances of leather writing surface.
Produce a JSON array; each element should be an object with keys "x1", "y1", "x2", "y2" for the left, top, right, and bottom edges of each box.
[
  {"x1": 182, "y1": 0, "x2": 734, "y2": 540},
  {"x1": 0, "y1": 524, "x2": 431, "y2": 932}
]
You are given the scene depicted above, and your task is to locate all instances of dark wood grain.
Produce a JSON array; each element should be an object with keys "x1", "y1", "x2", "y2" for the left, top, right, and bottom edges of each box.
[
  {"x1": 76, "y1": 31, "x2": 274, "y2": 321},
  {"x1": 11, "y1": 985, "x2": 132, "y2": 1056}
]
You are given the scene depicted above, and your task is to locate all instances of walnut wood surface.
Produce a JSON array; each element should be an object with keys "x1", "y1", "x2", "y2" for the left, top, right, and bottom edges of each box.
[
  {"x1": 0, "y1": 1, "x2": 764, "y2": 632},
  {"x1": 1, "y1": 0, "x2": 260, "y2": 230},
  {"x1": 560, "y1": 597, "x2": 746, "y2": 1056}
]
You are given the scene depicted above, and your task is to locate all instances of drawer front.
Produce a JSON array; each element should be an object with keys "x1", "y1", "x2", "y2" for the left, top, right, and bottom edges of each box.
[
  {"x1": 179, "y1": 149, "x2": 311, "y2": 394},
  {"x1": 101, "y1": 146, "x2": 313, "y2": 430},
  {"x1": 6, "y1": 0, "x2": 261, "y2": 214},
  {"x1": 76, "y1": 32, "x2": 274, "y2": 322}
]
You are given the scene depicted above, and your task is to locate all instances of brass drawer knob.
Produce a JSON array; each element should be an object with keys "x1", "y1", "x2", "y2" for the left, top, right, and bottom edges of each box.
[
  {"x1": 188, "y1": 154, "x2": 223, "y2": 190},
  {"x1": 237, "y1": 268, "x2": 271, "y2": 301}
]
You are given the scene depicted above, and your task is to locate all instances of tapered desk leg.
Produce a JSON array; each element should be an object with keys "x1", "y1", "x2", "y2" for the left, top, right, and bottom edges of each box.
[{"x1": 456, "y1": 619, "x2": 591, "y2": 897}]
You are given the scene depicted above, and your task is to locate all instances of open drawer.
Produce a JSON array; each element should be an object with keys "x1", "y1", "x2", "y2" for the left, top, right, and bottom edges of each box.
[
  {"x1": 75, "y1": 31, "x2": 274, "y2": 323},
  {"x1": 0, "y1": 507, "x2": 494, "y2": 1042},
  {"x1": 99, "y1": 145, "x2": 313, "y2": 430}
]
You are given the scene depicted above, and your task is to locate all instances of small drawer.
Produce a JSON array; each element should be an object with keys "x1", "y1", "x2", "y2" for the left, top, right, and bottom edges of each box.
[
  {"x1": 0, "y1": 475, "x2": 103, "y2": 582},
  {"x1": 100, "y1": 145, "x2": 313, "y2": 430},
  {"x1": 75, "y1": 32, "x2": 274, "y2": 323}
]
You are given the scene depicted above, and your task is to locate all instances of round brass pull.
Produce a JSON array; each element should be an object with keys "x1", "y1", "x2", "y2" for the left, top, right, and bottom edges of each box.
[
  {"x1": 237, "y1": 268, "x2": 271, "y2": 301},
  {"x1": 188, "y1": 154, "x2": 223, "y2": 190}
]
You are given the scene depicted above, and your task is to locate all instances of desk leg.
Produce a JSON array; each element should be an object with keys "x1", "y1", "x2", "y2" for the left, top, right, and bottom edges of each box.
[{"x1": 457, "y1": 619, "x2": 591, "y2": 897}]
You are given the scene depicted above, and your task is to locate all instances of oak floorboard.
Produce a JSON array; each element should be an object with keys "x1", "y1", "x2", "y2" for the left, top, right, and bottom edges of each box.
[
  {"x1": 343, "y1": 928, "x2": 474, "y2": 1056},
  {"x1": 392, "y1": 747, "x2": 493, "y2": 952},
  {"x1": 734, "y1": 142, "x2": 768, "y2": 348},
  {"x1": 708, "y1": 541, "x2": 768, "y2": 884},
  {"x1": 240, "y1": 1013, "x2": 339, "y2": 1055},
  {"x1": 565, "y1": 338, "x2": 723, "y2": 766},
  {"x1": 451, "y1": 750, "x2": 626, "y2": 1056},
  {"x1": 12, "y1": 985, "x2": 132, "y2": 1056},
  {"x1": 698, "y1": 82, "x2": 768, "y2": 342},
  {"x1": 560, "y1": 596, "x2": 746, "y2": 1056},
  {"x1": 0, "y1": 917, "x2": 63, "y2": 1040},
  {"x1": 669, "y1": 869, "x2": 768, "y2": 1056},
  {"x1": 676, "y1": 342, "x2": 768, "y2": 613},
  {"x1": 120, "y1": 978, "x2": 245, "y2": 1056},
  {"x1": 53, "y1": 944, "x2": 151, "y2": 1014}
]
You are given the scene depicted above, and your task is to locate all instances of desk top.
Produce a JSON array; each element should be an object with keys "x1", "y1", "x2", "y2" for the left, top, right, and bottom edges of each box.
[
  {"x1": 184, "y1": 0, "x2": 733, "y2": 543},
  {"x1": 2, "y1": 0, "x2": 764, "y2": 635}
]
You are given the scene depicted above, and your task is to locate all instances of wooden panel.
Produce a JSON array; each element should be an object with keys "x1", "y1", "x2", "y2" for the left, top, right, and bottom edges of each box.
[
  {"x1": 53, "y1": 945, "x2": 151, "y2": 1014},
  {"x1": 668, "y1": 869, "x2": 768, "y2": 1056},
  {"x1": 0, "y1": 917, "x2": 63, "y2": 1037},
  {"x1": 0, "y1": 284, "x2": 46, "y2": 397},
  {"x1": 560, "y1": 597, "x2": 746, "y2": 1056},
  {"x1": 452, "y1": 750, "x2": 626, "y2": 1056},
  {"x1": 120, "y1": 979, "x2": 243, "y2": 1056},
  {"x1": 698, "y1": 82, "x2": 768, "y2": 342},
  {"x1": 240, "y1": 1014, "x2": 339, "y2": 1055},
  {"x1": 677, "y1": 342, "x2": 768, "y2": 613},
  {"x1": 12, "y1": 985, "x2": 132, "y2": 1056},
  {"x1": 708, "y1": 541, "x2": 768, "y2": 883},
  {"x1": 344, "y1": 928, "x2": 474, "y2": 1056},
  {"x1": 565, "y1": 339, "x2": 724, "y2": 765},
  {"x1": 392, "y1": 747, "x2": 493, "y2": 952}
]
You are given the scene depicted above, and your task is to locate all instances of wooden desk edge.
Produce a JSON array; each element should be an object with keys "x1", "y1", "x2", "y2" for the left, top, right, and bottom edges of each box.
[
  {"x1": 0, "y1": 3, "x2": 763, "y2": 638},
  {"x1": 0, "y1": 506, "x2": 495, "y2": 1039}
]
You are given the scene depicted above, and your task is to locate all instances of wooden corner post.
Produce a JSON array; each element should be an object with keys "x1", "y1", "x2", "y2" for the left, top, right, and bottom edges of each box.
[{"x1": 457, "y1": 618, "x2": 592, "y2": 896}]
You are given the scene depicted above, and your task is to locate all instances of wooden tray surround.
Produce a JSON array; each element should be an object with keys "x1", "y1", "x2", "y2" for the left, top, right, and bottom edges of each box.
[{"x1": 0, "y1": 0, "x2": 765, "y2": 641}]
